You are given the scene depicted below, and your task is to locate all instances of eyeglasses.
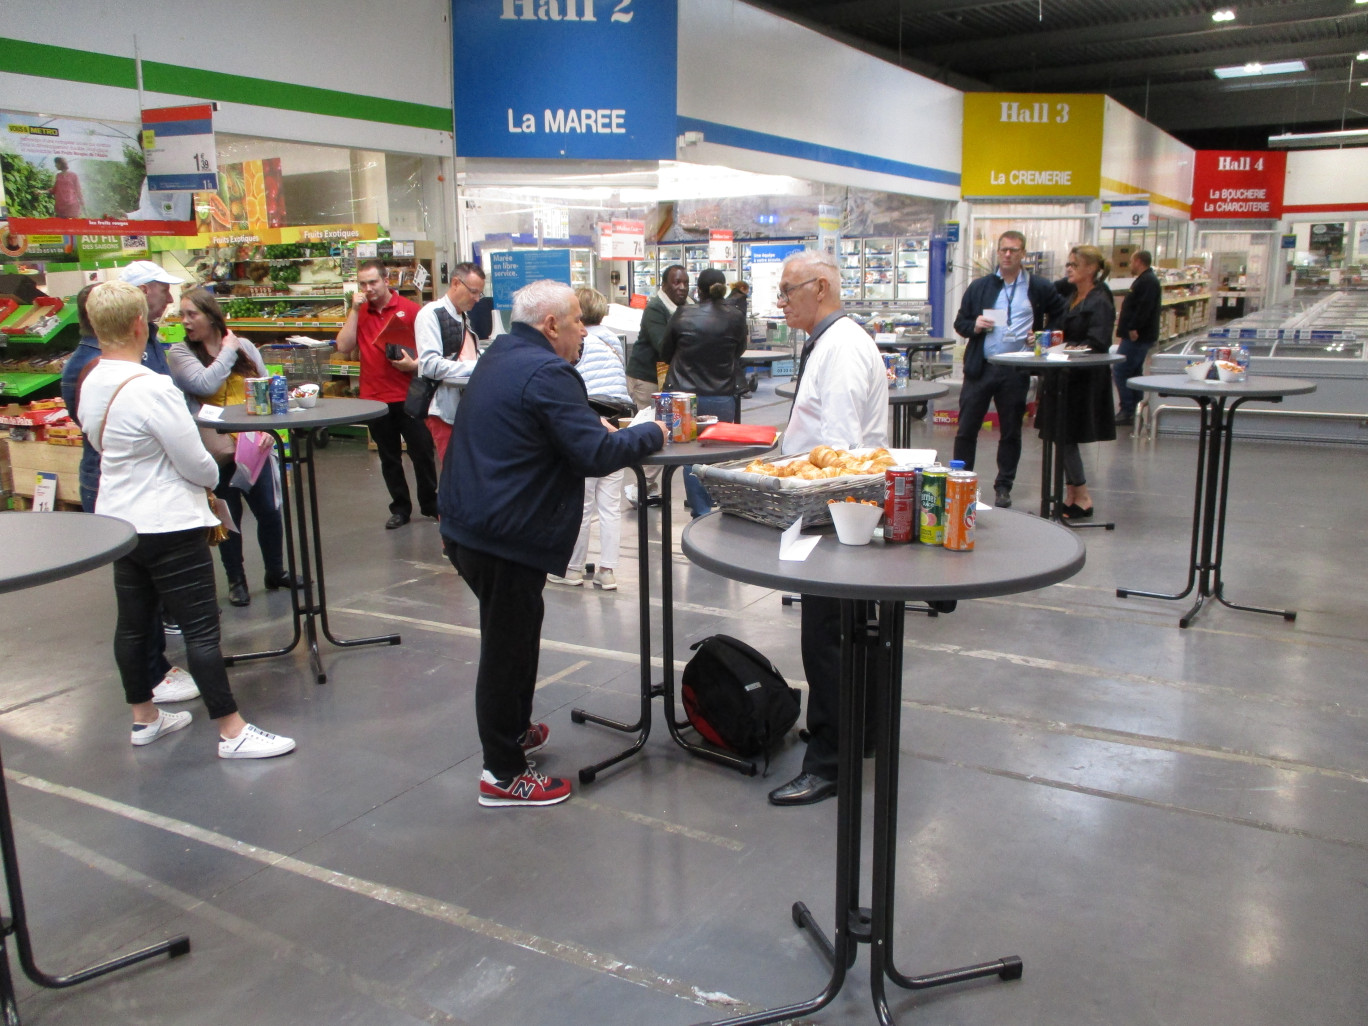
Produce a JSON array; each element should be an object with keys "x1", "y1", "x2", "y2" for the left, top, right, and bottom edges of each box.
[
  {"x1": 776, "y1": 277, "x2": 819, "y2": 303},
  {"x1": 458, "y1": 277, "x2": 485, "y2": 297},
  {"x1": 998, "y1": 246, "x2": 1023, "y2": 255}
]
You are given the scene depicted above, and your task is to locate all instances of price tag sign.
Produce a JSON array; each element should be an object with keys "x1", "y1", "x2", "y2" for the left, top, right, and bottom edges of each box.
[
  {"x1": 708, "y1": 229, "x2": 735, "y2": 263},
  {"x1": 142, "y1": 105, "x2": 218, "y2": 192},
  {"x1": 1100, "y1": 197, "x2": 1149, "y2": 229}
]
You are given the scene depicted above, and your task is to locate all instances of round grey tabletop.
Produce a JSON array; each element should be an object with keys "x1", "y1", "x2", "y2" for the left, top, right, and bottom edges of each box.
[
  {"x1": 889, "y1": 382, "x2": 949, "y2": 404},
  {"x1": 197, "y1": 397, "x2": 389, "y2": 432},
  {"x1": 775, "y1": 383, "x2": 797, "y2": 400},
  {"x1": 740, "y1": 350, "x2": 789, "y2": 364},
  {"x1": 682, "y1": 508, "x2": 1085, "y2": 602},
  {"x1": 875, "y1": 337, "x2": 953, "y2": 351},
  {"x1": 1127, "y1": 374, "x2": 1317, "y2": 400},
  {"x1": 0, "y1": 512, "x2": 136, "y2": 594},
  {"x1": 987, "y1": 351, "x2": 1123, "y2": 371},
  {"x1": 644, "y1": 438, "x2": 777, "y2": 468}
]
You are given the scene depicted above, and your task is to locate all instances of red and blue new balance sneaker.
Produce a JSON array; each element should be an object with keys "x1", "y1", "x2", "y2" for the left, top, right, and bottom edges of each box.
[
  {"x1": 519, "y1": 722, "x2": 550, "y2": 756},
  {"x1": 479, "y1": 768, "x2": 571, "y2": 807}
]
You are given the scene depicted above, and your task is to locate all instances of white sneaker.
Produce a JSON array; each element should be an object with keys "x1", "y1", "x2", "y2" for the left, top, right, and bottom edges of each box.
[
  {"x1": 624, "y1": 484, "x2": 639, "y2": 509},
  {"x1": 218, "y1": 723, "x2": 296, "y2": 760},
  {"x1": 152, "y1": 667, "x2": 200, "y2": 704},
  {"x1": 131, "y1": 709, "x2": 192, "y2": 747},
  {"x1": 593, "y1": 568, "x2": 617, "y2": 591},
  {"x1": 547, "y1": 571, "x2": 584, "y2": 587}
]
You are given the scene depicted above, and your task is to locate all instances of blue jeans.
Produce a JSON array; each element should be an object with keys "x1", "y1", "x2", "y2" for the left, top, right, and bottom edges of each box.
[
  {"x1": 1113, "y1": 339, "x2": 1153, "y2": 416},
  {"x1": 215, "y1": 458, "x2": 285, "y2": 584},
  {"x1": 683, "y1": 395, "x2": 738, "y2": 517}
]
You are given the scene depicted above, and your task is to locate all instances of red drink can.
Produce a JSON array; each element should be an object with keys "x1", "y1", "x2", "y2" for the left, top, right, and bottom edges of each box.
[
  {"x1": 943, "y1": 470, "x2": 978, "y2": 551},
  {"x1": 1050, "y1": 330, "x2": 1064, "y2": 347},
  {"x1": 883, "y1": 465, "x2": 920, "y2": 543}
]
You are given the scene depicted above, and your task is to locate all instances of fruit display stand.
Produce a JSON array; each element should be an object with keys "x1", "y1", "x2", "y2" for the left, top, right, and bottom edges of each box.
[{"x1": 0, "y1": 300, "x2": 77, "y2": 401}]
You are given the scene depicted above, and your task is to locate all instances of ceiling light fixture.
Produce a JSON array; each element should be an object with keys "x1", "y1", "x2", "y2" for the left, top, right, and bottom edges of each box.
[
  {"x1": 1211, "y1": 9, "x2": 1236, "y2": 22},
  {"x1": 1214, "y1": 59, "x2": 1308, "y2": 79},
  {"x1": 1358, "y1": 52, "x2": 1368, "y2": 61},
  {"x1": 1268, "y1": 127, "x2": 1368, "y2": 148}
]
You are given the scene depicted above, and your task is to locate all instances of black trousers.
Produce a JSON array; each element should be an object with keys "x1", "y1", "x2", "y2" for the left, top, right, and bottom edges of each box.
[
  {"x1": 113, "y1": 528, "x2": 238, "y2": 720},
  {"x1": 368, "y1": 401, "x2": 438, "y2": 517},
  {"x1": 952, "y1": 364, "x2": 1030, "y2": 492},
  {"x1": 449, "y1": 543, "x2": 545, "y2": 780},
  {"x1": 798, "y1": 595, "x2": 879, "y2": 781}
]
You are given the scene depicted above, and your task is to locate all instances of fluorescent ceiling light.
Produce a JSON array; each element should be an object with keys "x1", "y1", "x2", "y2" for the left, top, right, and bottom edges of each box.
[
  {"x1": 1214, "y1": 60, "x2": 1307, "y2": 79},
  {"x1": 1358, "y1": 52, "x2": 1368, "y2": 61},
  {"x1": 1211, "y1": 9, "x2": 1236, "y2": 22},
  {"x1": 1268, "y1": 127, "x2": 1368, "y2": 148}
]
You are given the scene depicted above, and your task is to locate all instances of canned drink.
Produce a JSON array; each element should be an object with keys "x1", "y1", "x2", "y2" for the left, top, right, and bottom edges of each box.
[
  {"x1": 671, "y1": 392, "x2": 697, "y2": 442},
  {"x1": 247, "y1": 377, "x2": 271, "y2": 415},
  {"x1": 1050, "y1": 330, "x2": 1064, "y2": 347},
  {"x1": 1033, "y1": 330, "x2": 1050, "y2": 355},
  {"x1": 652, "y1": 392, "x2": 678, "y2": 444},
  {"x1": 918, "y1": 465, "x2": 948, "y2": 545},
  {"x1": 883, "y1": 465, "x2": 920, "y2": 543},
  {"x1": 269, "y1": 374, "x2": 289, "y2": 416},
  {"x1": 944, "y1": 471, "x2": 978, "y2": 551}
]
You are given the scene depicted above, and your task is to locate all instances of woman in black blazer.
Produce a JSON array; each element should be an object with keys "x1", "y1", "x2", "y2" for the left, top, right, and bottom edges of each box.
[{"x1": 1044, "y1": 245, "x2": 1117, "y2": 519}]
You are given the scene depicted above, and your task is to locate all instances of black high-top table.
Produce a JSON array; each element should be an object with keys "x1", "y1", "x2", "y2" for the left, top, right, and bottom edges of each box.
[
  {"x1": 1117, "y1": 374, "x2": 1316, "y2": 628},
  {"x1": 0, "y1": 513, "x2": 190, "y2": 1023},
  {"x1": 199, "y1": 398, "x2": 401, "y2": 683},
  {"x1": 572, "y1": 438, "x2": 776, "y2": 783},
  {"x1": 681, "y1": 510, "x2": 1085, "y2": 1026}
]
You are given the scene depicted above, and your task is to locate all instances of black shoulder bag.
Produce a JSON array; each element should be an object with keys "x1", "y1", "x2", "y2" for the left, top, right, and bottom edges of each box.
[{"x1": 404, "y1": 308, "x2": 466, "y2": 418}]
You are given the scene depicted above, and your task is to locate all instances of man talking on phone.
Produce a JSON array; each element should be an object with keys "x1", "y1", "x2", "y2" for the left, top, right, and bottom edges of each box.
[{"x1": 336, "y1": 258, "x2": 438, "y2": 529}]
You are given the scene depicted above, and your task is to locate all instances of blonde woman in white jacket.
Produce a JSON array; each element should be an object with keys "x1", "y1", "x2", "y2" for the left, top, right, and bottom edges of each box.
[{"x1": 82, "y1": 281, "x2": 294, "y2": 760}]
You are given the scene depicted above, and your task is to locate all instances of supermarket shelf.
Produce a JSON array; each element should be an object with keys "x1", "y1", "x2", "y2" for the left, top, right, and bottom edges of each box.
[
  {"x1": 1162, "y1": 293, "x2": 1211, "y2": 306},
  {"x1": 0, "y1": 372, "x2": 61, "y2": 398}
]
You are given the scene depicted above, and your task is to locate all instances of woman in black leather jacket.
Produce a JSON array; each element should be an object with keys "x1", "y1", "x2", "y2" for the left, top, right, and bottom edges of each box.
[
  {"x1": 660, "y1": 267, "x2": 748, "y2": 516},
  {"x1": 1044, "y1": 244, "x2": 1117, "y2": 519}
]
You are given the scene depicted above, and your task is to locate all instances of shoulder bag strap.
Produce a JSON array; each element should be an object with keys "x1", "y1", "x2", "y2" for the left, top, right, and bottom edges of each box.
[{"x1": 97, "y1": 374, "x2": 141, "y2": 451}]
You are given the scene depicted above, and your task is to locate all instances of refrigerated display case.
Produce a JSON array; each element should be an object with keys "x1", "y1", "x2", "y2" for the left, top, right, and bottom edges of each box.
[
  {"x1": 838, "y1": 239, "x2": 862, "y2": 301},
  {"x1": 862, "y1": 237, "x2": 895, "y2": 300},
  {"x1": 896, "y1": 238, "x2": 929, "y2": 302},
  {"x1": 834, "y1": 237, "x2": 931, "y2": 303}
]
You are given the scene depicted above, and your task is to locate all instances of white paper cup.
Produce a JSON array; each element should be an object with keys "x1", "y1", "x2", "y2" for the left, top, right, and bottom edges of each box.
[
  {"x1": 828, "y1": 501, "x2": 883, "y2": 545},
  {"x1": 296, "y1": 394, "x2": 318, "y2": 408},
  {"x1": 1185, "y1": 361, "x2": 1210, "y2": 381}
]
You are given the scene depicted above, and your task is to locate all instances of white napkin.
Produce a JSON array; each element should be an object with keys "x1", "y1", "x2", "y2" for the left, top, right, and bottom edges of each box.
[{"x1": 779, "y1": 516, "x2": 820, "y2": 561}]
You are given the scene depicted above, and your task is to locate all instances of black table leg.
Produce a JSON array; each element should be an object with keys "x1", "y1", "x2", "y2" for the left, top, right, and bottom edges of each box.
[
  {"x1": 574, "y1": 466, "x2": 757, "y2": 783},
  {"x1": 0, "y1": 747, "x2": 189, "y2": 1024},
  {"x1": 1210, "y1": 398, "x2": 1296, "y2": 623},
  {"x1": 1117, "y1": 396, "x2": 1209, "y2": 606},
  {"x1": 221, "y1": 430, "x2": 400, "y2": 684},
  {"x1": 694, "y1": 599, "x2": 1019, "y2": 1026}
]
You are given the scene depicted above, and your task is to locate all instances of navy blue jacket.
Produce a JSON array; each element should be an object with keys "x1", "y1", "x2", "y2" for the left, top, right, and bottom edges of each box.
[
  {"x1": 1116, "y1": 267, "x2": 1161, "y2": 344},
  {"x1": 953, "y1": 272, "x2": 1065, "y2": 380},
  {"x1": 439, "y1": 321, "x2": 664, "y2": 574}
]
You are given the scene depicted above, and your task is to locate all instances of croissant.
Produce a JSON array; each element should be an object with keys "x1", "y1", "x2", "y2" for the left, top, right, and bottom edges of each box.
[{"x1": 809, "y1": 445, "x2": 840, "y2": 469}]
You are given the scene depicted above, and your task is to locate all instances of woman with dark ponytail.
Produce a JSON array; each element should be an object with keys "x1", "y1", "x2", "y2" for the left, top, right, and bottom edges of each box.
[{"x1": 659, "y1": 267, "x2": 748, "y2": 517}]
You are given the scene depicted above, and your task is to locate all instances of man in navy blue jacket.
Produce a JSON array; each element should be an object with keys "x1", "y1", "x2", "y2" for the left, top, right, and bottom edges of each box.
[
  {"x1": 440, "y1": 279, "x2": 666, "y2": 808},
  {"x1": 1113, "y1": 250, "x2": 1162, "y2": 426}
]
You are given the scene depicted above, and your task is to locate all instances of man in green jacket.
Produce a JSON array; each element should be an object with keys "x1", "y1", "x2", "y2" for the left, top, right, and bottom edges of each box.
[{"x1": 624, "y1": 264, "x2": 689, "y2": 504}]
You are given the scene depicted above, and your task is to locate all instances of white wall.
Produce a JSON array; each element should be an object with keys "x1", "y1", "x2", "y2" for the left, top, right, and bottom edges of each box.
[
  {"x1": 1283, "y1": 149, "x2": 1368, "y2": 218},
  {"x1": 1100, "y1": 98, "x2": 1194, "y2": 218},
  {"x1": 678, "y1": 0, "x2": 962, "y2": 201},
  {"x1": 2, "y1": 0, "x2": 454, "y2": 155}
]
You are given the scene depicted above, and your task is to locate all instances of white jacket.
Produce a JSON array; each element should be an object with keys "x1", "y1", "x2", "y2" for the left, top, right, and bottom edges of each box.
[
  {"x1": 573, "y1": 325, "x2": 629, "y2": 401},
  {"x1": 782, "y1": 315, "x2": 888, "y2": 456},
  {"x1": 81, "y1": 361, "x2": 220, "y2": 533},
  {"x1": 415, "y1": 295, "x2": 479, "y2": 424}
]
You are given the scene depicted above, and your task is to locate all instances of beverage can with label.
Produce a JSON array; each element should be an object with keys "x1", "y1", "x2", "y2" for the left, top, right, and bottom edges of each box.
[
  {"x1": 883, "y1": 465, "x2": 921, "y2": 543},
  {"x1": 269, "y1": 374, "x2": 290, "y2": 416},
  {"x1": 943, "y1": 470, "x2": 978, "y2": 551},
  {"x1": 918, "y1": 465, "x2": 947, "y2": 545}
]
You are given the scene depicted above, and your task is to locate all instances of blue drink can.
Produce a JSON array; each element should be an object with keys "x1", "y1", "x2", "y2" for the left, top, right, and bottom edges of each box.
[{"x1": 269, "y1": 374, "x2": 289, "y2": 415}]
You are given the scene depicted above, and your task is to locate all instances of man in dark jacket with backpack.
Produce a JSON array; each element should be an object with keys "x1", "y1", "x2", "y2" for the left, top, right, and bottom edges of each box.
[
  {"x1": 952, "y1": 231, "x2": 1064, "y2": 508},
  {"x1": 440, "y1": 280, "x2": 666, "y2": 808}
]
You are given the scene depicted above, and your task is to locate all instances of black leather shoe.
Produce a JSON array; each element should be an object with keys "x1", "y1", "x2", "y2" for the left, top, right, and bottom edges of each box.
[
  {"x1": 264, "y1": 570, "x2": 303, "y2": 591},
  {"x1": 385, "y1": 513, "x2": 410, "y2": 530},
  {"x1": 767, "y1": 772, "x2": 837, "y2": 807},
  {"x1": 227, "y1": 580, "x2": 250, "y2": 607},
  {"x1": 419, "y1": 507, "x2": 440, "y2": 520},
  {"x1": 994, "y1": 487, "x2": 1012, "y2": 508},
  {"x1": 1062, "y1": 503, "x2": 1094, "y2": 519}
]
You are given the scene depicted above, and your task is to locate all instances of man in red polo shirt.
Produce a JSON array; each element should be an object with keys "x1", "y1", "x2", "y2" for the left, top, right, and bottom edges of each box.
[{"x1": 336, "y1": 258, "x2": 438, "y2": 528}]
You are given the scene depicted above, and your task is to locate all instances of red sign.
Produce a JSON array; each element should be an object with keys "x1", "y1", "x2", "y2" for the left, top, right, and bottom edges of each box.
[{"x1": 1191, "y1": 150, "x2": 1286, "y2": 219}]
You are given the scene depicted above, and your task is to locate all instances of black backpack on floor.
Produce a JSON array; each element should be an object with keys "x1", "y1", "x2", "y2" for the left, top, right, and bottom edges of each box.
[{"x1": 681, "y1": 635, "x2": 801, "y2": 770}]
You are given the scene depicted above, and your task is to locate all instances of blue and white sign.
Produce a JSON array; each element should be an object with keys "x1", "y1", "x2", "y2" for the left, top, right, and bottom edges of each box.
[
  {"x1": 452, "y1": 0, "x2": 678, "y2": 159},
  {"x1": 142, "y1": 105, "x2": 217, "y2": 192},
  {"x1": 489, "y1": 249, "x2": 574, "y2": 308},
  {"x1": 1100, "y1": 197, "x2": 1150, "y2": 229}
]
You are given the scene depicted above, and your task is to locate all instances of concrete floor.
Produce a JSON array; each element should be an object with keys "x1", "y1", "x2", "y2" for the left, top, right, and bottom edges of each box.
[{"x1": 2, "y1": 379, "x2": 1366, "y2": 1025}]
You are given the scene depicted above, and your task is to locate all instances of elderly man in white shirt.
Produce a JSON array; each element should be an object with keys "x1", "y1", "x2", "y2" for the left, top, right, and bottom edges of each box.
[{"x1": 769, "y1": 250, "x2": 888, "y2": 807}]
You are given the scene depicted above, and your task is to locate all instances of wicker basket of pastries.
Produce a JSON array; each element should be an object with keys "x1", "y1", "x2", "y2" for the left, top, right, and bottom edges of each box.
[{"x1": 693, "y1": 445, "x2": 898, "y2": 528}]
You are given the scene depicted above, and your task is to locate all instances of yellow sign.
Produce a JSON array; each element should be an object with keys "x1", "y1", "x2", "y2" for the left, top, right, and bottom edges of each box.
[
  {"x1": 961, "y1": 93, "x2": 1104, "y2": 198},
  {"x1": 148, "y1": 223, "x2": 381, "y2": 251}
]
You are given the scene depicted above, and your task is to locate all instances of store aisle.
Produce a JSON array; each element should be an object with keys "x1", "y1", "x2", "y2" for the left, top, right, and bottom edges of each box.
[{"x1": 1, "y1": 392, "x2": 1366, "y2": 1026}]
